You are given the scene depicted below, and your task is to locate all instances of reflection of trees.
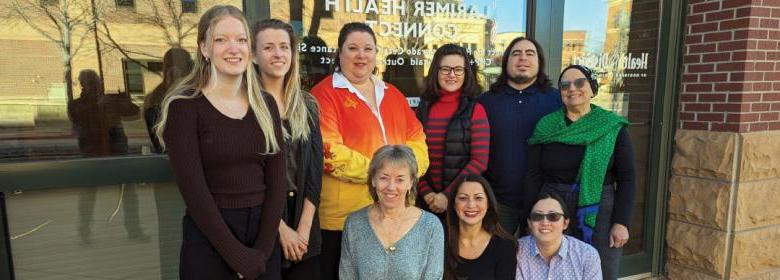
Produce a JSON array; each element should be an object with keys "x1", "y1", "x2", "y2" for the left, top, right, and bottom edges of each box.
[
  {"x1": 603, "y1": 0, "x2": 632, "y2": 113},
  {"x1": 306, "y1": 0, "x2": 325, "y2": 36},
  {"x1": 2, "y1": 0, "x2": 93, "y2": 101},
  {"x1": 387, "y1": 0, "x2": 426, "y2": 96},
  {"x1": 96, "y1": 0, "x2": 221, "y2": 72},
  {"x1": 299, "y1": 36, "x2": 330, "y2": 90}
]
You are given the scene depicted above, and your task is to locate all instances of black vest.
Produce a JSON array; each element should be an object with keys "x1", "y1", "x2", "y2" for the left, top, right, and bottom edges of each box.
[{"x1": 416, "y1": 96, "x2": 477, "y2": 190}]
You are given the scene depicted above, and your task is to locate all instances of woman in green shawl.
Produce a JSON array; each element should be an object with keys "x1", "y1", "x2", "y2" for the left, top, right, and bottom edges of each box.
[{"x1": 525, "y1": 65, "x2": 636, "y2": 280}]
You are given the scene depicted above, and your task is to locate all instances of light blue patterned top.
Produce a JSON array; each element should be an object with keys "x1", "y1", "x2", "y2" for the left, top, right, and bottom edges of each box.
[
  {"x1": 339, "y1": 207, "x2": 444, "y2": 280},
  {"x1": 515, "y1": 235, "x2": 601, "y2": 280}
]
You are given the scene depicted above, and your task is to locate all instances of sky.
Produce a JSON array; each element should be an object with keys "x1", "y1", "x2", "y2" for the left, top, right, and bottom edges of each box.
[
  {"x1": 462, "y1": 0, "x2": 609, "y2": 46},
  {"x1": 463, "y1": 0, "x2": 526, "y2": 33},
  {"x1": 562, "y1": 0, "x2": 608, "y2": 53}
]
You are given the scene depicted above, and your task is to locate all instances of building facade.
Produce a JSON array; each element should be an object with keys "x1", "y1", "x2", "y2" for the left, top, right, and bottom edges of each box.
[
  {"x1": 0, "y1": 0, "x2": 777, "y2": 279},
  {"x1": 666, "y1": 0, "x2": 780, "y2": 279}
]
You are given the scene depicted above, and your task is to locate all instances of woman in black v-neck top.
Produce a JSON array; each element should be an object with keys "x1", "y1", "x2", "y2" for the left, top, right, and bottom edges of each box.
[
  {"x1": 444, "y1": 174, "x2": 517, "y2": 280},
  {"x1": 456, "y1": 235, "x2": 517, "y2": 280},
  {"x1": 156, "y1": 6, "x2": 286, "y2": 280}
]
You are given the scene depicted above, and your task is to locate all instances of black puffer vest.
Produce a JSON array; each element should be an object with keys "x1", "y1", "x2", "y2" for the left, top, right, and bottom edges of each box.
[{"x1": 416, "y1": 95, "x2": 477, "y2": 190}]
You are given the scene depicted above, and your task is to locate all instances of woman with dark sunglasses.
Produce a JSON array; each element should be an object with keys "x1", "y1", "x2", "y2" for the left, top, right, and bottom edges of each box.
[
  {"x1": 516, "y1": 193, "x2": 602, "y2": 279},
  {"x1": 525, "y1": 65, "x2": 636, "y2": 280},
  {"x1": 415, "y1": 44, "x2": 490, "y2": 219}
]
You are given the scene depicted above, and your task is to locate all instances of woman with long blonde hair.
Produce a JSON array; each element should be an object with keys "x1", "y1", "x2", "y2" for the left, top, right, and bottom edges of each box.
[
  {"x1": 156, "y1": 5, "x2": 285, "y2": 280},
  {"x1": 251, "y1": 19, "x2": 323, "y2": 279}
]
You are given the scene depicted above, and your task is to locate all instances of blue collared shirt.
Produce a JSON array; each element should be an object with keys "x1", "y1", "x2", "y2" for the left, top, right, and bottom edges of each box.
[
  {"x1": 478, "y1": 83, "x2": 562, "y2": 207},
  {"x1": 515, "y1": 235, "x2": 602, "y2": 280}
]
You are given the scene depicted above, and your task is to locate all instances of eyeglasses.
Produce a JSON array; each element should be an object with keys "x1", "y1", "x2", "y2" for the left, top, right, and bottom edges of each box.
[
  {"x1": 438, "y1": 66, "x2": 465, "y2": 76},
  {"x1": 529, "y1": 212, "x2": 565, "y2": 222},
  {"x1": 559, "y1": 78, "x2": 588, "y2": 90}
]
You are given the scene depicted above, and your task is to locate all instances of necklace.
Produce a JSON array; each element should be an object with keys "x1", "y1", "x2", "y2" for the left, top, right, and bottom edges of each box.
[{"x1": 371, "y1": 206, "x2": 414, "y2": 253}]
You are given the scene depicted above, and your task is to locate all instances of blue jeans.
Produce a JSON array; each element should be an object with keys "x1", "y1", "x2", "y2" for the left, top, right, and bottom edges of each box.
[{"x1": 541, "y1": 183, "x2": 623, "y2": 280}]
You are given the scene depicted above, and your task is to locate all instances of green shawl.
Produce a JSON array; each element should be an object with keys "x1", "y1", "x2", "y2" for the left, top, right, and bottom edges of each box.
[{"x1": 528, "y1": 104, "x2": 628, "y2": 242}]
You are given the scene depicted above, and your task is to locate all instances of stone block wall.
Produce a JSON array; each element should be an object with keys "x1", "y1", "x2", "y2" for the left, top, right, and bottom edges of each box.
[
  {"x1": 668, "y1": 0, "x2": 780, "y2": 279},
  {"x1": 668, "y1": 130, "x2": 780, "y2": 279}
]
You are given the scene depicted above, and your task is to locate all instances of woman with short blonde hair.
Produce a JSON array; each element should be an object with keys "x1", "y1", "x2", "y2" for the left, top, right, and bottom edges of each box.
[{"x1": 339, "y1": 145, "x2": 443, "y2": 280}]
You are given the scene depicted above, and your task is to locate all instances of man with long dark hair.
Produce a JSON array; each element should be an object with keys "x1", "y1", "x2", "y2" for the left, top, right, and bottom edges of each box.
[{"x1": 478, "y1": 37, "x2": 562, "y2": 236}]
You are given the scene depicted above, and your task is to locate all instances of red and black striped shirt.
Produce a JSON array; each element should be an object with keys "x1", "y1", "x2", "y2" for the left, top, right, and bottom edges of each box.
[{"x1": 418, "y1": 90, "x2": 490, "y2": 196}]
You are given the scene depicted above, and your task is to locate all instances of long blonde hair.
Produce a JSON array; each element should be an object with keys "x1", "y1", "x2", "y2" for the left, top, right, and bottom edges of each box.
[
  {"x1": 154, "y1": 5, "x2": 280, "y2": 153},
  {"x1": 251, "y1": 18, "x2": 311, "y2": 142}
]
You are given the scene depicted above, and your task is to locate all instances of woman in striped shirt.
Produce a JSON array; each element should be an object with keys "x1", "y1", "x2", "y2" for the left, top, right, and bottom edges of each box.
[{"x1": 416, "y1": 44, "x2": 491, "y2": 219}]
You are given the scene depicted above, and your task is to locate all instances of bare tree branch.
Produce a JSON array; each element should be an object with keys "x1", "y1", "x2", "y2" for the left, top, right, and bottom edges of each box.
[
  {"x1": 5, "y1": 0, "x2": 61, "y2": 43},
  {"x1": 71, "y1": 25, "x2": 94, "y2": 57},
  {"x1": 97, "y1": 20, "x2": 162, "y2": 74},
  {"x1": 2, "y1": 0, "x2": 95, "y2": 101}
]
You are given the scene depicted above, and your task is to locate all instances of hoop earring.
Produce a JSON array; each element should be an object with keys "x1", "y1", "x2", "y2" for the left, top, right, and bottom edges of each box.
[{"x1": 205, "y1": 57, "x2": 210, "y2": 64}]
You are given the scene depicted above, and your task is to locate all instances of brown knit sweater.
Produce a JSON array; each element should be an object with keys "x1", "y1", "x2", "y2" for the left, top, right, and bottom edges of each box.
[{"x1": 163, "y1": 92, "x2": 286, "y2": 279}]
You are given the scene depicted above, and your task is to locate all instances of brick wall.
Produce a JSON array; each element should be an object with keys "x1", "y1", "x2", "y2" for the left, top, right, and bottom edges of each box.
[
  {"x1": 667, "y1": 1, "x2": 780, "y2": 279},
  {"x1": 680, "y1": 0, "x2": 780, "y2": 132}
]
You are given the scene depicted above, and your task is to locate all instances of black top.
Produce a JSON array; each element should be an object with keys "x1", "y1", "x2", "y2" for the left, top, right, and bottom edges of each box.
[
  {"x1": 281, "y1": 94, "x2": 323, "y2": 263},
  {"x1": 525, "y1": 116, "x2": 636, "y2": 227},
  {"x1": 455, "y1": 236, "x2": 517, "y2": 280},
  {"x1": 163, "y1": 92, "x2": 286, "y2": 278}
]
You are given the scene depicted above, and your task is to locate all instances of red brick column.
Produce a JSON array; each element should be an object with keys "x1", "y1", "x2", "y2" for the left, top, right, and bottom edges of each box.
[
  {"x1": 680, "y1": 0, "x2": 780, "y2": 132},
  {"x1": 666, "y1": 1, "x2": 780, "y2": 279}
]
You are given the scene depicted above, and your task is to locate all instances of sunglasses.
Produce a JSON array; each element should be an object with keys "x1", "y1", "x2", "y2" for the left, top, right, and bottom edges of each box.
[
  {"x1": 529, "y1": 212, "x2": 565, "y2": 222},
  {"x1": 558, "y1": 78, "x2": 588, "y2": 90}
]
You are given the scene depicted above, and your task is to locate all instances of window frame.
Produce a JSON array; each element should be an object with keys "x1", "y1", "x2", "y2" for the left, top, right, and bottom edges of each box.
[
  {"x1": 115, "y1": 0, "x2": 135, "y2": 8},
  {"x1": 181, "y1": 0, "x2": 198, "y2": 13}
]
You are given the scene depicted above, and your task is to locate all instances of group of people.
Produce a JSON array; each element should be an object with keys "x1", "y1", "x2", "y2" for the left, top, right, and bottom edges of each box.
[{"x1": 157, "y1": 5, "x2": 637, "y2": 280}]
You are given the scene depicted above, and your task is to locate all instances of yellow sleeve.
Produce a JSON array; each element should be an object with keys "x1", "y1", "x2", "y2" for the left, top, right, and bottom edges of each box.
[{"x1": 314, "y1": 88, "x2": 370, "y2": 184}]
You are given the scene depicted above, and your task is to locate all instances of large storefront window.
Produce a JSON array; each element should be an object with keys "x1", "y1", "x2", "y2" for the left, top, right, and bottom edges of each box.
[
  {"x1": 0, "y1": 0, "x2": 241, "y2": 163},
  {"x1": 7, "y1": 182, "x2": 184, "y2": 279},
  {"x1": 561, "y1": 0, "x2": 659, "y2": 256},
  {"x1": 270, "y1": 0, "x2": 528, "y2": 104}
]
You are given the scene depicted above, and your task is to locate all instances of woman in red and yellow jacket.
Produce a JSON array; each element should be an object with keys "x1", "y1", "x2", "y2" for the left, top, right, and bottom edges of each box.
[{"x1": 310, "y1": 22, "x2": 429, "y2": 280}]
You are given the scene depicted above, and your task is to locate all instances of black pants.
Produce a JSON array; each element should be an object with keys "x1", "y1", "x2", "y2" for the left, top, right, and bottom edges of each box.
[
  {"x1": 180, "y1": 207, "x2": 282, "y2": 280},
  {"x1": 283, "y1": 255, "x2": 321, "y2": 280},
  {"x1": 319, "y1": 230, "x2": 342, "y2": 280}
]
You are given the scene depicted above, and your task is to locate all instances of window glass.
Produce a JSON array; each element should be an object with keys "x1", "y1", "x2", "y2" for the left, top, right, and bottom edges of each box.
[
  {"x1": 269, "y1": 0, "x2": 528, "y2": 104},
  {"x1": 561, "y1": 0, "x2": 660, "y2": 256},
  {"x1": 0, "y1": 0, "x2": 242, "y2": 162},
  {"x1": 116, "y1": 0, "x2": 135, "y2": 8},
  {"x1": 181, "y1": 0, "x2": 198, "y2": 13},
  {"x1": 7, "y1": 182, "x2": 185, "y2": 279}
]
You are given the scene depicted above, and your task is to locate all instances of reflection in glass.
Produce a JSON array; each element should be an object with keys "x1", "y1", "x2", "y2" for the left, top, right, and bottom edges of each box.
[
  {"x1": 0, "y1": 0, "x2": 242, "y2": 162},
  {"x1": 561, "y1": 0, "x2": 660, "y2": 256},
  {"x1": 269, "y1": 0, "x2": 527, "y2": 97},
  {"x1": 7, "y1": 182, "x2": 185, "y2": 279},
  {"x1": 143, "y1": 48, "x2": 194, "y2": 154}
]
